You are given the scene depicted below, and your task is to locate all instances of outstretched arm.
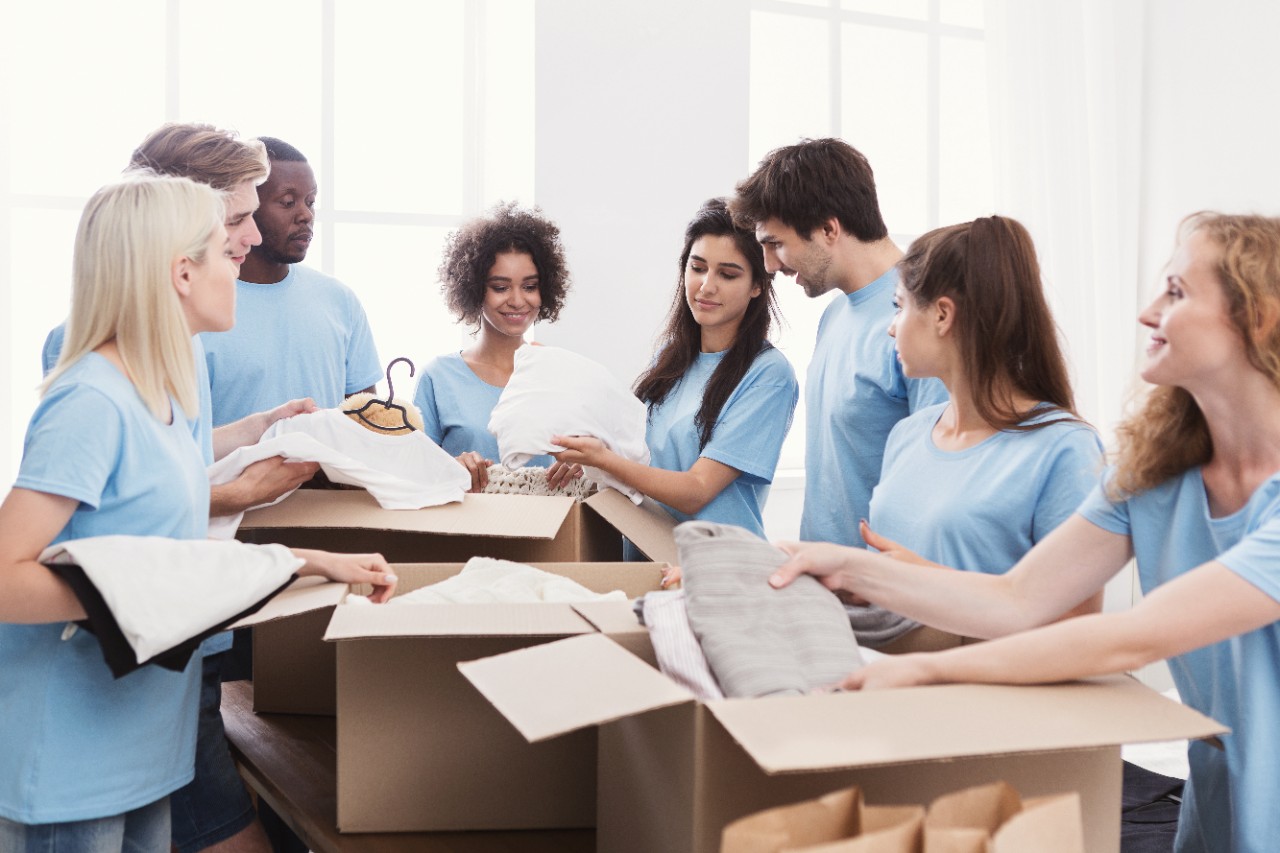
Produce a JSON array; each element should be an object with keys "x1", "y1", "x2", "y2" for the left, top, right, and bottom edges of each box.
[
  {"x1": 847, "y1": 560, "x2": 1279, "y2": 690},
  {"x1": 771, "y1": 514, "x2": 1130, "y2": 639},
  {"x1": 550, "y1": 435, "x2": 740, "y2": 515}
]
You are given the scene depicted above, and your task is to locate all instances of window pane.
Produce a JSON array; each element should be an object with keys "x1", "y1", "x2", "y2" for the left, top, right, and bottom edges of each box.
[
  {"x1": 331, "y1": 223, "x2": 468, "y2": 385},
  {"x1": 841, "y1": 24, "x2": 929, "y2": 234},
  {"x1": 841, "y1": 0, "x2": 928, "y2": 21},
  {"x1": 334, "y1": 0, "x2": 466, "y2": 214},
  {"x1": 9, "y1": 2, "x2": 167, "y2": 197},
  {"x1": 480, "y1": 0, "x2": 535, "y2": 205},
  {"x1": 749, "y1": 11, "x2": 831, "y2": 167},
  {"x1": 179, "y1": 0, "x2": 321, "y2": 151},
  {"x1": 940, "y1": 0, "x2": 984, "y2": 29},
  {"x1": 938, "y1": 35, "x2": 994, "y2": 224}
]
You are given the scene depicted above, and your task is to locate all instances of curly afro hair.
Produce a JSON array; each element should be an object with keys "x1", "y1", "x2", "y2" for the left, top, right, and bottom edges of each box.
[{"x1": 439, "y1": 201, "x2": 571, "y2": 326}]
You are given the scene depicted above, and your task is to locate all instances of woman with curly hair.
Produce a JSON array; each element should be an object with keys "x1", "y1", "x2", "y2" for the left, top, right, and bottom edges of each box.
[
  {"x1": 772, "y1": 212, "x2": 1280, "y2": 852},
  {"x1": 552, "y1": 198, "x2": 798, "y2": 545},
  {"x1": 413, "y1": 201, "x2": 575, "y2": 491}
]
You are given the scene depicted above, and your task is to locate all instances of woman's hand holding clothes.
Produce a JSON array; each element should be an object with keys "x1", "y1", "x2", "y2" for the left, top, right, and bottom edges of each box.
[{"x1": 292, "y1": 548, "x2": 398, "y2": 603}]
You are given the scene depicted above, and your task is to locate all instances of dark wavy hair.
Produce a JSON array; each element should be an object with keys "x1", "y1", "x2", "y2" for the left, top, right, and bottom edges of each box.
[
  {"x1": 898, "y1": 215, "x2": 1079, "y2": 431},
  {"x1": 729, "y1": 137, "x2": 888, "y2": 241},
  {"x1": 635, "y1": 198, "x2": 781, "y2": 449},
  {"x1": 438, "y1": 201, "x2": 571, "y2": 326}
]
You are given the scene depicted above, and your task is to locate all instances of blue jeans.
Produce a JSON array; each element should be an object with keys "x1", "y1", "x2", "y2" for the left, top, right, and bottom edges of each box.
[
  {"x1": 0, "y1": 797, "x2": 169, "y2": 853},
  {"x1": 169, "y1": 653, "x2": 256, "y2": 853}
]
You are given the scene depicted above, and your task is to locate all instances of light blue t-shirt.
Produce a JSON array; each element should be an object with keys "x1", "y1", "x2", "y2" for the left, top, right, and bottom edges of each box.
[
  {"x1": 644, "y1": 345, "x2": 798, "y2": 537},
  {"x1": 869, "y1": 403, "x2": 1103, "y2": 572},
  {"x1": 412, "y1": 351, "x2": 552, "y2": 467},
  {"x1": 0, "y1": 354, "x2": 209, "y2": 823},
  {"x1": 42, "y1": 324, "x2": 230, "y2": 656},
  {"x1": 199, "y1": 264, "x2": 382, "y2": 426},
  {"x1": 1080, "y1": 468, "x2": 1280, "y2": 853},
  {"x1": 801, "y1": 269, "x2": 947, "y2": 548}
]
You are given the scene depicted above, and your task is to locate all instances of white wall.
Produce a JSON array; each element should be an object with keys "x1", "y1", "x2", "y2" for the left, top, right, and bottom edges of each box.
[{"x1": 532, "y1": 0, "x2": 752, "y2": 386}]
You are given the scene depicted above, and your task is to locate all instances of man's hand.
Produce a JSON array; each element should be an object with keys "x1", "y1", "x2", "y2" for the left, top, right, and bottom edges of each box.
[{"x1": 209, "y1": 456, "x2": 320, "y2": 517}]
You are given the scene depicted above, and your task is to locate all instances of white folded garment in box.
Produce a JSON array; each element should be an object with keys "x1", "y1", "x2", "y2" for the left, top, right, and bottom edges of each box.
[
  {"x1": 207, "y1": 408, "x2": 471, "y2": 538},
  {"x1": 390, "y1": 557, "x2": 627, "y2": 605}
]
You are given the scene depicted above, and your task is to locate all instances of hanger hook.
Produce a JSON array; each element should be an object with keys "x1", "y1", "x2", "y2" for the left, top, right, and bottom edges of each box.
[{"x1": 384, "y1": 357, "x2": 415, "y2": 402}]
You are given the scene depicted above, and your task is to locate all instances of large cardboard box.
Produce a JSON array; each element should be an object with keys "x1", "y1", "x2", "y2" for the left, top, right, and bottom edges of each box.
[
  {"x1": 236, "y1": 561, "x2": 666, "y2": 832},
  {"x1": 459, "y1": 633, "x2": 1227, "y2": 853},
  {"x1": 240, "y1": 488, "x2": 676, "y2": 715},
  {"x1": 237, "y1": 488, "x2": 677, "y2": 563}
]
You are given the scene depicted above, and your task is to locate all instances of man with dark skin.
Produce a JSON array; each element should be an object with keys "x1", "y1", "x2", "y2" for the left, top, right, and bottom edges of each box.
[{"x1": 201, "y1": 137, "x2": 381, "y2": 427}]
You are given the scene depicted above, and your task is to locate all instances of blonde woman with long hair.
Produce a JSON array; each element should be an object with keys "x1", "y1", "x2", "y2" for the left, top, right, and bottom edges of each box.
[
  {"x1": 0, "y1": 174, "x2": 395, "y2": 852},
  {"x1": 772, "y1": 213, "x2": 1280, "y2": 852}
]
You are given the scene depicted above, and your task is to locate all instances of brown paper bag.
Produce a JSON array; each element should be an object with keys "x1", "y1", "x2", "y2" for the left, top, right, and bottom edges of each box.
[
  {"x1": 924, "y1": 782, "x2": 1085, "y2": 853},
  {"x1": 720, "y1": 786, "x2": 924, "y2": 853}
]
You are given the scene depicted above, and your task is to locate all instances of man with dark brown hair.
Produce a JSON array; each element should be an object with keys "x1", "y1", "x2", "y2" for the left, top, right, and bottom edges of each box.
[{"x1": 730, "y1": 137, "x2": 946, "y2": 551}]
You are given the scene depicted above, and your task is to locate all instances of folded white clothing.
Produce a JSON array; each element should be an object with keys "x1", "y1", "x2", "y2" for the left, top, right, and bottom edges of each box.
[
  {"x1": 487, "y1": 345, "x2": 649, "y2": 503},
  {"x1": 391, "y1": 556, "x2": 627, "y2": 605},
  {"x1": 40, "y1": 536, "x2": 303, "y2": 668},
  {"x1": 207, "y1": 408, "x2": 471, "y2": 539}
]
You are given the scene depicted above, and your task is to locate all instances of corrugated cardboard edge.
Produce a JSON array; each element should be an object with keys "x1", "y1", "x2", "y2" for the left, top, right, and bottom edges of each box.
[
  {"x1": 704, "y1": 675, "x2": 1229, "y2": 775},
  {"x1": 584, "y1": 489, "x2": 678, "y2": 564},
  {"x1": 324, "y1": 601, "x2": 599, "y2": 640},
  {"x1": 229, "y1": 576, "x2": 347, "y2": 628},
  {"x1": 240, "y1": 489, "x2": 574, "y2": 539},
  {"x1": 458, "y1": 633, "x2": 694, "y2": 743}
]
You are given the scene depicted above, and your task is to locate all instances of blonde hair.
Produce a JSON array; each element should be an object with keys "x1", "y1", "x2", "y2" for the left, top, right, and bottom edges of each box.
[
  {"x1": 1111, "y1": 212, "x2": 1280, "y2": 497},
  {"x1": 44, "y1": 173, "x2": 225, "y2": 422},
  {"x1": 128, "y1": 123, "x2": 269, "y2": 190}
]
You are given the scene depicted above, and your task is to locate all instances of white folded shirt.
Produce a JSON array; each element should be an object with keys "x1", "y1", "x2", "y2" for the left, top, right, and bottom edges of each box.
[
  {"x1": 41, "y1": 536, "x2": 303, "y2": 666},
  {"x1": 487, "y1": 345, "x2": 650, "y2": 502},
  {"x1": 391, "y1": 557, "x2": 627, "y2": 605},
  {"x1": 207, "y1": 409, "x2": 472, "y2": 538}
]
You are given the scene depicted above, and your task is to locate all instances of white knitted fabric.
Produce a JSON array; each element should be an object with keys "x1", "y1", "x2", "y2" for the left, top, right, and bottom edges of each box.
[{"x1": 480, "y1": 465, "x2": 596, "y2": 500}]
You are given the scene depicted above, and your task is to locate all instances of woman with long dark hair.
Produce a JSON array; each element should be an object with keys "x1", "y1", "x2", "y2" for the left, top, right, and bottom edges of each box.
[
  {"x1": 772, "y1": 213, "x2": 1280, "y2": 851},
  {"x1": 855, "y1": 216, "x2": 1104, "y2": 648},
  {"x1": 552, "y1": 198, "x2": 798, "y2": 539}
]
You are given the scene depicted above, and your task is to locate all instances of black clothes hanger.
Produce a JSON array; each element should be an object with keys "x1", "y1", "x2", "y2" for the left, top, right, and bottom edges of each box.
[{"x1": 343, "y1": 356, "x2": 418, "y2": 433}]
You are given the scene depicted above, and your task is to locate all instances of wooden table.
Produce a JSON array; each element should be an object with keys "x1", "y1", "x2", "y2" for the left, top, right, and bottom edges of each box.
[{"x1": 221, "y1": 681, "x2": 595, "y2": 853}]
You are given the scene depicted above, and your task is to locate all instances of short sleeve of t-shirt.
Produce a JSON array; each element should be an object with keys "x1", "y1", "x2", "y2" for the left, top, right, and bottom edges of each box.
[
  {"x1": 700, "y1": 350, "x2": 798, "y2": 484},
  {"x1": 1077, "y1": 469, "x2": 1132, "y2": 536},
  {"x1": 16, "y1": 383, "x2": 123, "y2": 509},
  {"x1": 343, "y1": 292, "x2": 382, "y2": 395},
  {"x1": 412, "y1": 369, "x2": 445, "y2": 445},
  {"x1": 1031, "y1": 426, "x2": 1107, "y2": 541}
]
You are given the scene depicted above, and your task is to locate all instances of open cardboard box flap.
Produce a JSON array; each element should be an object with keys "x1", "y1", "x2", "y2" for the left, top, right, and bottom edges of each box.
[
  {"x1": 458, "y1": 633, "x2": 694, "y2": 743},
  {"x1": 703, "y1": 676, "x2": 1228, "y2": 775},
  {"x1": 459, "y1": 634, "x2": 1228, "y2": 773},
  {"x1": 583, "y1": 490, "x2": 679, "y2": 564},
  {"x1": 229, "y1": 575, "x2": 346, "y2": 628},
  {"x1": 240, "y1": 490, "x2": 575, "y2": 538},
  {"x1": 324, "y1": 600, "x2": 603, "y2": 640}
]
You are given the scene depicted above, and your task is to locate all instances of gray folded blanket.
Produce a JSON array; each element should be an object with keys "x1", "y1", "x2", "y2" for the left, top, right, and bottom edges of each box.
[
  {"x1": 844, "y1": 602, "x2": 922, "y2": 648},
  {"x1": 676, "y1": 521, "x2": 863, "y2": 697}
]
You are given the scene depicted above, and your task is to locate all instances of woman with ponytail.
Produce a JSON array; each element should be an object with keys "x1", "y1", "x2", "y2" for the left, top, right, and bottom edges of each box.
[
  {"x1": 851, "y1": 216, "x2": 1104, "y2": 648},
  {"x1": 552, "y1": 198, "x2": 798, "y2": 540},
  {"x1": 772, "y1": 213, "x2": 1280, "y2": 852}
]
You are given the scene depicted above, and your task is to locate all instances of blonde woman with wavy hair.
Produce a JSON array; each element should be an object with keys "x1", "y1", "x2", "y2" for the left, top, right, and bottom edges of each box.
[
  {"x1": 0, "y1": 174, "x2": 396, "y2": 852},
  {"x1": 772, "y1": 213, "x2": 1280, "y2": 852}
]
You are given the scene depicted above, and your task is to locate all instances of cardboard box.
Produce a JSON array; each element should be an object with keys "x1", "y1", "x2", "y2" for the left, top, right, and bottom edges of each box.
[
  {"x1": 237, "y1": 488, "x2": 678, "y2": 564},
  {"x1": 236, "y1": 561, "x2": 666, "y2": 832},
  {"x1": 459, "y1": 633, "x2": 1227, "y2": 853},
  {"x1": 239, "y1": 488, "x2": 676, "y2": 715}
]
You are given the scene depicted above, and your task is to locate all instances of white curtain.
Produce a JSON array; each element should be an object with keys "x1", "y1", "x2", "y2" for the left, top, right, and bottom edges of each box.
[{"x1": 985, "y1": 0, "x2": 1148, "y2": 442}]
